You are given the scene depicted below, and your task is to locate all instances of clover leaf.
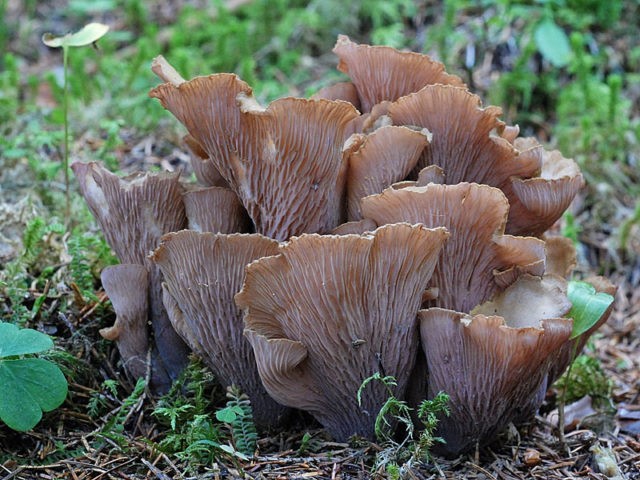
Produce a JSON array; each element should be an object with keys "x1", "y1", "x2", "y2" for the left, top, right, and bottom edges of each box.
[
  {"x1": 566, "y1": 281, "x2": 614, "y2": 340},
  {"x1": 0, "y1": 323, "x2": 68, "y2": 431}
]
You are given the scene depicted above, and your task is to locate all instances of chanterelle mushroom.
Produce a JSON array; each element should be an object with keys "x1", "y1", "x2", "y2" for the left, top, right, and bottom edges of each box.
[
  {"x1": 419, "y1": 275, "x2": 574, "y2": 456},
  {"x1": 237, "y1": 223, "x2": 449, "y2": 441},
  {"x1": 72, "y1": 161, "x2": 190, "y2": 391},
  {"x1": 346, "y1": 125, "x2": 430, "y2": 221},
  {"x1": 99, "y1": 265, "x2": 153, "y2": 382},
  {"x1": 506, "y1": 138, "x2": 585, "y2": 236},
  {"x1": 332, "y1": 34, "x2": 465, "y2": 113},
  {"x1": 361, "y1": 183, "x2": 546, "y2": 312},
  {"x1": 150, "y1": 230, "x2": 289, "y2": 427},
  {"x1": 149, "y1": 68, "x2": 360, "y2": 240}
]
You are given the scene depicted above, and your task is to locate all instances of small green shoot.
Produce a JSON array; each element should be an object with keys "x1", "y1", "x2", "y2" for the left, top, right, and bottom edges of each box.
[
  {"x1": 0, "y1": 323, "x2": 68, "y2": 431},
  {"x1": 217, "y1": 386, "x2": 258, "y2": 456},
  {"x1": 41, "y1": 23, "x2": 109, "y2": 222},
  {"x1": 358, "y1": 373, "x2": 449, "y2": 472},
  {"x1": 357, "y1": 372, "x2": 412, "y2": 441},
  {"x1": 415, "y1": 392, "x2": 450, "y2": 461},
  {"x1": 556, "y1": 280, "x2": 614, "y2": 449}
]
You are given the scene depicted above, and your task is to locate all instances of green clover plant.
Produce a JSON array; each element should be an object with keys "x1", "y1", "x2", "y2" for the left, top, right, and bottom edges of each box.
[{"x1": 0, "y1": 322, "x2": 68, "y2": 431}]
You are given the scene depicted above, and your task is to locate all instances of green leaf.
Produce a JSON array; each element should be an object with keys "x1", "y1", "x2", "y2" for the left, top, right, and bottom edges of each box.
[
  {"x1": 534, "y1": 19, "x2": 571, "y2": 67},
  {"x1": 42, "y1": 23, "x2": 109, "y2": 49},
  {"x1": 0, "y1": 323, "x2": 53, "y2": 357},
  {"x1": 0, "y1": 358, "x2": 68, "y2": 431},
  {"x1": 215, "y1": 405, "x2": 244, "y2": 423},
  {"x1": 566, "y1": 281, "x2": 614, "y2": 340}
]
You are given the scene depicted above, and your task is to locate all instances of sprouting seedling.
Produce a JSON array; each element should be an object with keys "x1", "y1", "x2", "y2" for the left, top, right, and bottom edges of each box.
[
  {"x1": 557, "y1": 280, "x2": 614, "y2": 451},
  {"x1": 42, "y1": 23, "x2": 109, "y2": 222}
]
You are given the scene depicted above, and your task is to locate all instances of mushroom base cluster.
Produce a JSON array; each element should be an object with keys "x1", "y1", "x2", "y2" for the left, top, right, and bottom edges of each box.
[{"x1": 75, "y1": 35, "x2": 615, "y2": 456}]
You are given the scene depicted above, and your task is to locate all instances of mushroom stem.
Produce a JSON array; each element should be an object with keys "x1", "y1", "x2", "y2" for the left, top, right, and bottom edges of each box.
[{"x1": 151, "y1": 55, "x2": 185, "y2": 85}]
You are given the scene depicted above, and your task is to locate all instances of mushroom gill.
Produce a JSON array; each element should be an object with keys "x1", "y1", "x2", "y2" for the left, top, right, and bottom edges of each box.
[
  {"x1": 361, "y1": 183, "x2": 545, "y2": 312},
  {"x1": 237, "y1": 223, "x2": 449, "y2": 440},
  {"x1": 183, "y1": 134, "x2": 229, "y2": 188},
  {"x1": 150, "y1": 66, "x2": 360, "y2": 240},
  {"x1": 419, "y1": 275, "x2": 574, "y2": 456},
  {"x1": 332, "y1": 34, "x2": 465, "y2": 113},
  {"x1": 150, "y1": 230, "x2": 289, "y2": 427},
  {"x1": 385, "y1": 85, "x2": 540, "y2": 190},
  {"x1": 72, "y1": 161, "x2": 190, "y2": 391},
  {"x1": 346, "y1": 125, "x2": 430, "y2": 221}
]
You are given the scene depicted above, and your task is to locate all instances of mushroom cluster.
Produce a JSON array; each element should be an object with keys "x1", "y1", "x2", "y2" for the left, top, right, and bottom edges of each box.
[{"x1": 75, "y1": 35, "x2": 614, "y2": 454}]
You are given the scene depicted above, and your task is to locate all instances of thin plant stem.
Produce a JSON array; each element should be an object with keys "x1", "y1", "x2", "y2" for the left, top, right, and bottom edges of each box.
[
  {"x1": 63, "y1": 45, "x2": 70, "y2": 223},
  {"x1": 557, "y1": 342, "x2": 579, "y2": 455}
]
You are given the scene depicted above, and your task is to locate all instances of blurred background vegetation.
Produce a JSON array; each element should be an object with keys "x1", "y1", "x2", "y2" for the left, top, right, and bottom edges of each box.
[
  {"x1": 0, "y1": 0, "x2": 638, "y2": 470},
  {"x1": 2, "y1": 0, "x2": 638, "y2": 257}
]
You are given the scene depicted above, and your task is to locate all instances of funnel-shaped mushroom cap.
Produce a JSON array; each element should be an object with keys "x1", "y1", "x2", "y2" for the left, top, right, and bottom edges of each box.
[
  {"x1": 333, "y1": 35, "x2": 464, "y2": 113},
  {"x1": 183, "y1": 134, "x2": 229, "y2": 188},
  {"x1": 391, "y1": 165, "x2": 446, "y2": 190},
  {"x1": 385, "y1": 85, "x2": 541, "y2": 192},
  {"x1": 419, "y1": 275, "x2": 573, "y2": 456},
  {"x1": 72, "y1": 161, "x2": 190, "y2": 387},
  {"x1": 331, "y1": 218, "x2": 378, "y2": 235},
  {"x1": 346, "y1": 125, "x2": 430, "y2": 220},
  {"x1": 312, "y1": 81, "x2": 361, "y2": 111},
  {"x1": 507, "y1": 140, "x2": 585, "y2": 236},
  {"x1": 544, "y1": 236, "x2": 577, "y2": 279},
  {"x1": 361, "y1": 183, "x2": 546, "y2": 312},
  {"x1": 183, "y1": 186, "x2": 252, "y2": 234},
  {"x1": 100, "y1": 265, "x2": 157, "y2": 382},
  {"x1": 72, "y1": 161, "x2": 186, "y2": 265},
  {"x1": 150, "y1": 230, "x2": 288, "y2": 427},
  {"x1": 150, "y1": 69, "x2": 360, "y2": 240},
  {"x1": 237, "y1": 223, "x2": 449, "y2": 440}
]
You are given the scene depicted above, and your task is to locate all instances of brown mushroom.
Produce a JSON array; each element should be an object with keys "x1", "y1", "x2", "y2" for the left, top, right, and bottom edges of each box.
[
  {"x1": 183, "y1": 134, "x2": 229, "y2": 188},
  {"x1": 332, "y1": 35, "x2": 465, "y2": 113},
  {"x1": 150, "y1": 66, "x2": 360, "y2": 240},
  {"x1": 312, "y1": 81, "x2": 361, "y2": 111},
  {"x1": 506, "y1": 139, "x2": 585, "y2": 236},
  {"x1": 544, "y1": 235, "x2": 578, "y2": 279},
  {"x1": 361, "y1": 183, "x2": 545, "y2": 312},
  {"x1": 237, "y1": 223, "x2": 449, "y2": 440},
  {"x1": 72, "y1": 161, "x2": 190, "y2": 389},
  {"x1": 331, "y1": 218, "x2": 378, "y2": 235},
  {"x1": 391, "y1": 165, "x2": 446, "y2": 189},
  {"x1": 385, "y1": 85, "x2": 540, "y2": 190},
  {"x1": 346, "y1": 125, "x2": 430, "y2": 220},
  {"x1": 150, "y1": 230, "x2": 289, "y2": 427},
  {"x1": 183, "y1": 186, "x2": 252, "y2": 233},
  {"x1": 419, "y1": 275, "x2": 574, "y2": 456},
  {"x1": 99, "y1": 265, "x2": 156, "y2": 383}
]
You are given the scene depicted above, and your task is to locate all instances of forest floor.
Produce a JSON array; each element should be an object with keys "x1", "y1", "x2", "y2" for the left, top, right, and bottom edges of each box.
[{"x1": 1, "y1": 1, "x2": 639, "y2": 478}]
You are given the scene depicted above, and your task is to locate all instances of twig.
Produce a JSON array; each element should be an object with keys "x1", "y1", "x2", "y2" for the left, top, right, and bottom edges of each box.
[{"x1": 140, "y1": 458, "x2": 173, "y2": 480}]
